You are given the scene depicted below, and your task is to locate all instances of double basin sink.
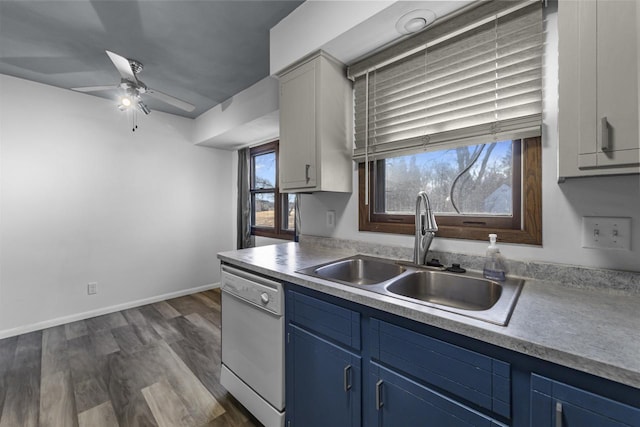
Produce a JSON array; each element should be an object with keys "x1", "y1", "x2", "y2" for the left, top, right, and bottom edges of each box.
[{"x1": 296, "y1": 255, "x2": 524, "y2": 326}]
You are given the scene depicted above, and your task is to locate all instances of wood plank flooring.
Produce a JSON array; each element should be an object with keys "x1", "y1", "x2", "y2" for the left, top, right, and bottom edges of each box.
[{"x1": 0, "y1": 289, "x2": 262, "y2": 427}]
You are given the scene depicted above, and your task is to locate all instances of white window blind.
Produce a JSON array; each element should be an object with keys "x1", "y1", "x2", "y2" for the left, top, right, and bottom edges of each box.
[{"x1": 350, "y1": 1, "x2": 543, "y2": 162}]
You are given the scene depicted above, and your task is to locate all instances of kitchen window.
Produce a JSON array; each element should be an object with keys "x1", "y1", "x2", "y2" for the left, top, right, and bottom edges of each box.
[
  {"x1": 349, "y1": 0, "x2": 543, "y2": 244},
  {"x1": 359, "y1": 136, "x2": 541, "y2": 244},
  {"x1": 250, "y1": 141, "x2": 295, "y2": 240}
]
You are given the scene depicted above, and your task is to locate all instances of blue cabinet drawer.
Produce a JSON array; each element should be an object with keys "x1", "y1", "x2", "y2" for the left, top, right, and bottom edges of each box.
[
  {"x1": 371, "y1": 319, "x2": 510, "y2": 419},
  {"x1": 287, "y1": 290, "x2": 361, "y2": 350}
]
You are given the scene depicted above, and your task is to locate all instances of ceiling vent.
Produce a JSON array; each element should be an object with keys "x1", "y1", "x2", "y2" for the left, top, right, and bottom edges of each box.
[{"x1": 396, "y1": 9, "x2": 437, "y2": 35}]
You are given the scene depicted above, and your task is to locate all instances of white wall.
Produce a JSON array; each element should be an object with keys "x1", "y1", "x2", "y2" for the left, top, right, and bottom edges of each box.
[
  {"x1": 298, "y1": 5, "x2": 640, "y2": 273},
  {"x1": 0, "y1": 75, "x2": 235, "y2": 335},
  {"x1": 270, "y1": 0, "x2": 394, "y2": 74},
  {"x1": 193, "y1": 76, "x2": 280, "y2": 149}
]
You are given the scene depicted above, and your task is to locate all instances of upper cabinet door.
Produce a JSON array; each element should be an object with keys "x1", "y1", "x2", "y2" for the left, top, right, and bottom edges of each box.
[
  {"x1": 581, "y1": 0, "x2": 640, "y2": 166},
  {"x1": 558, "y1": 0, "x2": 640, "y2": 179},
  {"x1": 278, "y1": 51, "x2": 353, "y2": 193},
  {"x1": 279, "y1": 59, "x2": 318, "y2": 190}
]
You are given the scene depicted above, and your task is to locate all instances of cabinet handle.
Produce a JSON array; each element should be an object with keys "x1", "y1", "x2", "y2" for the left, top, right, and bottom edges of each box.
[
  {"x1": 600, "y1": 116, "x2": 611, "y2": 152},
  {"x1": 375, "y1": 379, "x2": 384, "y2": 410},
  {"x1": 343, "y1": 365, "x2": 352, "y2": 392},
  {"x1": 555, "y1": 401, "x2": 563, "y2": 427},
  {"x1": 305, "y1": 164, "x2": 310, "y2": 183}
]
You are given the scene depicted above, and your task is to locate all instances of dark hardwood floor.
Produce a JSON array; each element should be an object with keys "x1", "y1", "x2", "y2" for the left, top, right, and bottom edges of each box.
[{"x1": 0, "y1": 289, "x2": 263, "y2": 427}]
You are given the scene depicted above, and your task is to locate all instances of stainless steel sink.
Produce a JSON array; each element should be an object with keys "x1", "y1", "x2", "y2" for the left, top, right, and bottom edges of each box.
[
  {"x1": 385, "y1": 271, "x2": 502, "y2": 311},
  {"x1": 298, "y1": 256, "x2": 406, "y2": 286},
  {"x1": 296, "y1": 255, "x2": 524, "y2": 326}
]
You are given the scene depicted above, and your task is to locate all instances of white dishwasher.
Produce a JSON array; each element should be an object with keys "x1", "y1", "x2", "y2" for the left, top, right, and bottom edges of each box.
[{"x1": 220, "y1": 264, "x2": 285, "y2": 427}]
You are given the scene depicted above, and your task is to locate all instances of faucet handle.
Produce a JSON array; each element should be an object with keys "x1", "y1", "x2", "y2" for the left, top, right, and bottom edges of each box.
[
  {"x1": 424, "y1": 210, "x2": 438, "y2": 232},
  {"x1": 426, "y1": 259, "x2": 444, "y2": 267},
  {"x1": 445, "y1": 263, "x2": 466, "y2": 273}
]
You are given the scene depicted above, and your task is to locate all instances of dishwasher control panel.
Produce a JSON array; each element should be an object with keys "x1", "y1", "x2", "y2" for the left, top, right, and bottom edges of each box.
[{"x1": 221, "y1": 265, "x2": 283, "y2": 315}]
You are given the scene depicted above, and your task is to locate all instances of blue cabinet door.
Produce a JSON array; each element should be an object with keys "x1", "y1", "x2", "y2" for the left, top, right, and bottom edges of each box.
[
  {"x1": 368, "y1": 363, "x2": 506, "y2": 427},
  {"x1": 370, "y1": 318, "x2": 511, "y2": 419},
  {"x1": 286, "y1": 324, "x2": 361, "y2": 427},
  {"x1": 531, "y1": 375, "x2": 640, "y2": 426}
]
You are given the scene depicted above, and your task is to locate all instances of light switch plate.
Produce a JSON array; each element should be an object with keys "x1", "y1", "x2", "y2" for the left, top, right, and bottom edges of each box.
[{"x1": 581, "y1": 217, "x2": 631, "y2": 250}]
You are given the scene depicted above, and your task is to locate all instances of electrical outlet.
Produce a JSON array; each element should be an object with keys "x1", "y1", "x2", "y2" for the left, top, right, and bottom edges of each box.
[
  {"x1": 326, "y1": 210, "x2": 336, "y2": 228},
  {"x1": 87, "y1": 282, "x2": 98, "y2": 295},
  {"x1": 581, "y1": 217, "x2": 631, "y2": 250}
]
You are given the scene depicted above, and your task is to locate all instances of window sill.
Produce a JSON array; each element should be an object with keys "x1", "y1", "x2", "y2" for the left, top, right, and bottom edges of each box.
[
  {"x1": 358, "y1": 221, "x2": 541, "y2": 245},
  {"x1": 252, "y1": 228, "x2": 295, "y2": 241}
]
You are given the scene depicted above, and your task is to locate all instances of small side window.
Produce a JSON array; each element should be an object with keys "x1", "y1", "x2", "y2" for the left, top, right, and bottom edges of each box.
[{"x1": 250, "y1": 141, "x2": 295, "y2": 240}]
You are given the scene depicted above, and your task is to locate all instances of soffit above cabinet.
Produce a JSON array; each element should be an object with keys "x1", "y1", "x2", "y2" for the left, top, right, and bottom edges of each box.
[
  {"x1": 322, "y1": 0, "x2": 474, "y2": 65},
  {"x1": 271, "y1": 0, "x2": 473, "y2": 74}
]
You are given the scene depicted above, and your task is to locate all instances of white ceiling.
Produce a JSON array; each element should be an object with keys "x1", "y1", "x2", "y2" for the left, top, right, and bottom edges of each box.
[{"x1": 0, "y1": 0, "x2": 303, "y2": 118}]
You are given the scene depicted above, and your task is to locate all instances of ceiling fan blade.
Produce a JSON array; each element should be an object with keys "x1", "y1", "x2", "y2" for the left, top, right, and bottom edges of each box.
[
  {"x1": 146, "y1": 88, "x2": 195, "y2": 112},
  {"x1": 105, "y1": 50, "x2": 138, "y2": 83},
  {"x1": 72, "y1": 85, "x2": 116, "y2": 92}
]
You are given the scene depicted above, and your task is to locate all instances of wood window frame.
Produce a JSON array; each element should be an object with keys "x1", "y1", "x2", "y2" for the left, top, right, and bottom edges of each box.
[
  {"x1": 250, "y1": 141, "x2": 295, "y2": 240},
  {"x1": 358, "y1": 137, "x2": 542, "y2": 245}
]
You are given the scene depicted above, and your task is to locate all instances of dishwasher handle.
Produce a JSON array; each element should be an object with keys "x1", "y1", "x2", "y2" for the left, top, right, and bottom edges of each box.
[{"x1": 222, "y1": 264, "x2": 281, "y2": 289}]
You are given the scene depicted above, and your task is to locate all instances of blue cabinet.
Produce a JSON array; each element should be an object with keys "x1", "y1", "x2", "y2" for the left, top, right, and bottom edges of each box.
[
  {"x1": 368, "y1": 363, "x2": 506, "y2": 427},
  {"x1": 531, "y1": 375, "x2": 640, "y2": 427},
  {"x1": 284, "y1": 285, "x2": 640, "y2": 427},
  {"x1": 371, "y1": 319, "x2": 511, "y2": 420},
  {"x1": 286, "y1": 290, "x2": 361, "y2": 427},
  {"x1": 287, "y1": 290, "x2": 360, "y2": 350},
  {"x1": 287, "y1": 325, "x2": 361, "y2": 427}
]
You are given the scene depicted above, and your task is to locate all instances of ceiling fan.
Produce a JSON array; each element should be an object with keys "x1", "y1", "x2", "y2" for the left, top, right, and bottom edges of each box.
[{"x1": 72, "y1": 50, "x2": 195, "y2": 115}]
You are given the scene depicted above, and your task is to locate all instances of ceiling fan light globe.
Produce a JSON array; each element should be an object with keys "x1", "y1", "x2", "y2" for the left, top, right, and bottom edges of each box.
[{"x1": 121, "y1": 97, "x2": 132, "y2": 107}]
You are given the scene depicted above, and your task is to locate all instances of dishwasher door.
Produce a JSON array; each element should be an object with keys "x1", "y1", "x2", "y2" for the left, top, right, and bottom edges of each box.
[{"x1": 220, "y1": 265, "x2": 285, "y2": 418}]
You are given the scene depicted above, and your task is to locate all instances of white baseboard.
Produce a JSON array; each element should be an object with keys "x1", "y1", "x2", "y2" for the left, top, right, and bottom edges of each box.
[{"x1": 0, "y1": 282, "x2": 221, "y2": 340}]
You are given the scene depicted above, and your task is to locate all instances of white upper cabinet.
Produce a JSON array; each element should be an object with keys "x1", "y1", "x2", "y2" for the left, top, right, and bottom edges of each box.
[
  {"x1": 278, "y1": 51, "x2": 353, "y2": 193},
  {"x1": 558, "y1": 0, "x2": 640, "y2": 180}
]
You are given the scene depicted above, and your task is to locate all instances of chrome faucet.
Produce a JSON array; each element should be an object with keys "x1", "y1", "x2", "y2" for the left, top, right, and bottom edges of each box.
[{"x1": 414, "y1": 191, "x2": 438, "y2": 265}]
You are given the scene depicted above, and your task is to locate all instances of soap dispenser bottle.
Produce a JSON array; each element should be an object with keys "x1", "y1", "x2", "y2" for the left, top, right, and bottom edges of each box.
[{"x1": 483, "y1": 233, "x2": 507, "y2": 281}]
